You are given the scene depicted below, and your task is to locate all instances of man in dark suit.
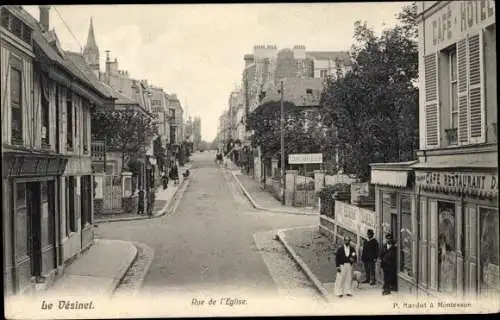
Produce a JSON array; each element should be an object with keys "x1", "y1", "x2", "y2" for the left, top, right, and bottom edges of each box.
[
  {"x1": 361, "y1": 229, "x2": 379, "y2": 285},
  {"x1": 380, "y1": 233, "x2": 398, "y2": 295},
  {"x1": 335, "y1": 236, "x2": 357, "y2": 297}
]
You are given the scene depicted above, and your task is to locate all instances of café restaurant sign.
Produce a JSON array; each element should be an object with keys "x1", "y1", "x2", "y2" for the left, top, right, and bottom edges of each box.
[
  {"x1": 424, "y1": 0, "x2": 495, "y2": 53},
  {"x1": 416, "y1": 171, "x2": 498, "y2": 194}
]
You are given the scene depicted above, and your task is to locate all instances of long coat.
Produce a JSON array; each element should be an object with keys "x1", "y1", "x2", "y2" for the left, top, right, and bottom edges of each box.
[{"x1": 361, "y1": 238, "x2": 380, "y2": 263}]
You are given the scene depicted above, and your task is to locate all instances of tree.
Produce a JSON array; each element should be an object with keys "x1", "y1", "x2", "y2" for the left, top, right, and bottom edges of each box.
[
  {"x1": 247, "y1": 100, "x2": 328, "y2": 164},
  {"x1": 91, "y1": 109, "x2": 158, "y2": 169},
  {"x1": 320, "y1": 3, "x2": 419, "y2": 181}
]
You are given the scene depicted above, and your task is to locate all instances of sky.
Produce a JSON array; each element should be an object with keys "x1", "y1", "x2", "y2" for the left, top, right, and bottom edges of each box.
[{"x1": 24, "y1": 3, "x2": 407, "y2": 142}]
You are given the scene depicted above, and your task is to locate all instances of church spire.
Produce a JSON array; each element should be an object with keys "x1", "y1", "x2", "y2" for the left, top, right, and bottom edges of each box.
[
  {"x1": 83, "y1": 17, "x2": 100, "y2": 77},
  {"x1": 84, "y1": 17, "x2": 98, "y2": 51}
]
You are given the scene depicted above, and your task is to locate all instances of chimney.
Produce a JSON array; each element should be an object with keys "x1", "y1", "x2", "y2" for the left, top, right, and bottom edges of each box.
[{"x1": 39, "y1": 5, "x2": 51, "y2": 31}]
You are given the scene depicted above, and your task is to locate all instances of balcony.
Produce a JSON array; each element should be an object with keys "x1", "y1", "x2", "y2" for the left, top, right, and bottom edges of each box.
[
  {"x1": 445, "y1": 128, "x2": 458, "y2": 146},
  {"x1": 91, "y1": 140, "x2": 106, "y2": 161}
]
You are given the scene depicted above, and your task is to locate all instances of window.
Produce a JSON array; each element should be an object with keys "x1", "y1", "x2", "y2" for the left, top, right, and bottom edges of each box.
[
  {"x1": 65, "y1": 176, "x2": 76, "y2": 234},
  {"x1": 320, "y1": 69, "x2": 328, "y2": 78},
  {"x1": 41, "y1": 75, "x2": 50, "y2": 147},
  {"x1": 169, "y1": 108, "x2": 175, "y2": 122},
  {"x1": 1, "y1": 8, "x2": 9, "y2": 28},
  {"x1": 55, "y1": 86, "x2": 60, "y2": 152},
  {"x1": 437, "y1": 201, "x2": 456, "y2": 293},
  {"x1": 478, "y1": 207, "x2": 499, "y2": 297},
  {"x1": 66, "y1": 95, "x2": 73, "y2": 150},
  {"x1": 82, "y1": 101, "x2": 89, "y2": 153},
  {"x1": 400, "y1": 194, "x2": 412, "y2": 276},
  {"x1": 10, "y1": 15, "x2": 22, "y2": 38},
  {"x1": 449, "y1": 50, "x2": 458, "y2": 130},
  {"x1": 10, "y1": 65, "x2": 23, "y2": 144}
]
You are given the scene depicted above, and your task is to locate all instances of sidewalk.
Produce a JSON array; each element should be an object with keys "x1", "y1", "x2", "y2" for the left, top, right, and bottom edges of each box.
[
  {"x1": 276, "y1": 225, "x2": 388, "y2": 303},
  {"x1": 232, "y1": 172, "x2": 319, "y2": 216},
  {"x1": 95, "y1": 168, "x2": 189, "y2": 223},
  {"x1": 45, "y1": 239, "x2": 137, "y2": 298}
]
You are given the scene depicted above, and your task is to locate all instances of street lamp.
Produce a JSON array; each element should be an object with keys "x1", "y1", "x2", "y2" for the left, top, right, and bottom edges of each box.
[{"x1": 280, "y1": 80, "x2": 285, "y2": 205}]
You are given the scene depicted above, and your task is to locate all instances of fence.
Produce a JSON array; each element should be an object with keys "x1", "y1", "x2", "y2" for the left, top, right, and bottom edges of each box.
[
  {"x1": 293, "y1": 175, "x2": 316, "y2": 207},
  {"x1": 324, "y1": 174, "x2": 359, "y2": 186},
  {"x1": 103, "y1": 174, "x2": 123, "y2": 212}
]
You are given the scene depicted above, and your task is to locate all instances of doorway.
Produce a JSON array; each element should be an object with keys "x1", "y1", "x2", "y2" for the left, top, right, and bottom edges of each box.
[{"x1": 26, "y1": 181, "x2": 42, "y2": 278}]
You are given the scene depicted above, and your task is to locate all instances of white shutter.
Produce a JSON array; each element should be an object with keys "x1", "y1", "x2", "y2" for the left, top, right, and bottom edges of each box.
[
  {"x1": 457, "y1": 38, "x2": 469, "y2": 144},
  {"x1": 424, "y1": 52, "x2": 440, "y2": 147},
  {"x1": 468, "y1": 31, "x2": 485, "y2": 143}
]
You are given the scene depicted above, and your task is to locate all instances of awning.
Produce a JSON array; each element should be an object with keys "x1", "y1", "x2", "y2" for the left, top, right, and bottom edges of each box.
[
  {"x1": 371, "y1": 169, "x2": 411, "y2": 188},
  {"x1": 370, "y1": 160, "x2": 417, "y2": 188}
]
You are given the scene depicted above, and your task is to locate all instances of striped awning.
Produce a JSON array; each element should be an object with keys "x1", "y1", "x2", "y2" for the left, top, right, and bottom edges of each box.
[{"x1": 371, "y1": 170, "x2": 410, "y2": 188}]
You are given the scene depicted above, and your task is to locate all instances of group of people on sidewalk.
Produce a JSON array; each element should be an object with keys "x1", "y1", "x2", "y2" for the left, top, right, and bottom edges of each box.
[{"x1": 334, "y1": 230, "x2": 398, "y2": 298}]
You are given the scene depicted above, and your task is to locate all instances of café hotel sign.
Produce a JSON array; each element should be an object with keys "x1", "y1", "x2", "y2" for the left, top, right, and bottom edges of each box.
[
  {"x1": 416, "y1": 171, "x2": 498, "y2": 197},
  {"x1": 424, "y1": 0, "x2": 495, "y2": 53}
]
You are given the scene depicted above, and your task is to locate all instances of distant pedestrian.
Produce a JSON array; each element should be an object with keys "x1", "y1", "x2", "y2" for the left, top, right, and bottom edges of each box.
[
  {"x1": 335, "y1": 236, "x2": 357, "y2": 298},
  {"x1": 361, "y1": 229, "x2": 379, "y2": 285},
  {"x1": 170, "y1": 164, "x2": 179, "y2": 184},
  {"x1": 162, "y1": 172, "x2": 169, "y2": 189},
  {"x1": 380, "y1": 233, "x2": 398, "y2": 295}
]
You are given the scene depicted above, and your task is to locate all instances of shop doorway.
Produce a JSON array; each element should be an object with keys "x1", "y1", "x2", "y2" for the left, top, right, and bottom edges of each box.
[{"x1": 26, "y1": 181, "x2": 42, "y2": 278}]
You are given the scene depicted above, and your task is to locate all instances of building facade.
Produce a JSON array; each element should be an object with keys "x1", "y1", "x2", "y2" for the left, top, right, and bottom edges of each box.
[
  {"x1": 371, "y1": 0, "x2": 497, "y2": 299},
  {"x1": 2, "y1": 6, "x2": 114, "y2": 295}
]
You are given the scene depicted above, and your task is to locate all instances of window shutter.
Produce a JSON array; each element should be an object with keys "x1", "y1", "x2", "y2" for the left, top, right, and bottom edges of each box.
[
  {"x1": 424, "y1": 53, "x2": 439, "y2": 147},
  {"x1": 468, "y1": 32, "x2": 484, "y2": 142},
  {"x1": 457, "y1": 38, "x2": 469, "y2": 143}
]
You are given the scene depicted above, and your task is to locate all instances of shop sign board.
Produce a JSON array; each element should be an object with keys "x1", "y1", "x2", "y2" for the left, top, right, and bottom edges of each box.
[
  {"x1": 424, "y1": 0, "x2": 495, "y2": 54},
  {"x1": 288, "y1": 153, "x2": 323, "y2": 164},
  {"x1": 416, "y1": 171, "x2": 498, "y2": 192}
]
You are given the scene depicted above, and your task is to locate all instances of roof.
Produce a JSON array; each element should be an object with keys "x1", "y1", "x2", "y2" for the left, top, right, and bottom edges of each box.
[
  {"x1": 7, "y1": 7, "x2": 113, "y2": 100},
  {"x1": 370, "y1": 160, "x2": 418, "y2": 170},
  {"x1": 64, "y1": 51, "x2": 116, "y2": 99},
  {"x1": 306, "y1": 51, "x2": 351, "y2": 63},
  {"x1": 261, "y1": 77, "x2": 323, "y2": 107}
]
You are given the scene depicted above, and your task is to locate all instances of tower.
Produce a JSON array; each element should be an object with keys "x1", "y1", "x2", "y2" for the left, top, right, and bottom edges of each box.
[{"x1": 83, "y1": 17, "x2": 100, "y2": 78}]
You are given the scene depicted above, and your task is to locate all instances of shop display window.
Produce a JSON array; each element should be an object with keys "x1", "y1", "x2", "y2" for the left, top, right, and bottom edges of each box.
[
  {"x1": 478, "y1": 207, "x2": 499, "y2": 297},
  {"x1": 437, "y1": 201, "x2": 457, "y2": 293}
]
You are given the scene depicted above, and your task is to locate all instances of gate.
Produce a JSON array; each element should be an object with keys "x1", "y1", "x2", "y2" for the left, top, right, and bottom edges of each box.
[
  {"x1": 293, "y1": 174, "x2": 316, "y2": 208},
  {"x1": 103, "y1": 174, "x2": 122, "y2": 212}
]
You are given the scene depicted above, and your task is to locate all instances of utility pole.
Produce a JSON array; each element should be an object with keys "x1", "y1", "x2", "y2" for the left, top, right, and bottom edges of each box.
[{"x1": 280, "y1": 80, "x2": 285, "y2": 205}]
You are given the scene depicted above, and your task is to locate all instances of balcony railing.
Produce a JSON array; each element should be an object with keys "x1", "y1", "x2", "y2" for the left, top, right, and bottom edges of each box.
[
  {"x1": 91, "y1": 140, "x2": 106, "y2": 160},
  {"x1": 445, "y1": 128, "x2": 458, "y2": 146}
]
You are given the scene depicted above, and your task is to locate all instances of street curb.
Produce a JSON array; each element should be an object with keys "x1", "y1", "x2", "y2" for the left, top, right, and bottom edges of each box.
[
  {"x1": 102, "y1": 239, "x2": 139, "y2": 296},
  {"x1": 275, "y1": 228, "x2": 333, "y2": 303},
  {"x1": 133, "y1": 242, "x2": 155, "y2": 293},
  {"x1": 230, "y1": 171, "x2": 319, "y2": 216},
  {"x1": 95, "y1": 176, "x2": 190, "y2": 224}
]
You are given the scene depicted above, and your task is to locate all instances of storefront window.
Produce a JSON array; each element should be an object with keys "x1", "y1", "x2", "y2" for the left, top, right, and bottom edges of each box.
[
  {"x1": 478, "y1": 207, "x2": 499, "y2": 297},
  {"x1": 14, "y1": 183, "x2": 28, "y2": 261},
  {"x1": 437, "y1": 201, "x2": 457, "y2": 293},
  {"x1": 400, "y1": 194, "x2": 412, "y2": 275}
]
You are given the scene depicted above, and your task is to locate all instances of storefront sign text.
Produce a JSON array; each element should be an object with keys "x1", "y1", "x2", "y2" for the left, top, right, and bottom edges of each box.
[
  {"x1": 425, "y1": 0, "x2": 495, "y2": 53},
  {"x1": 416, "y1": 171, "x2": 498, "y2": 191}
]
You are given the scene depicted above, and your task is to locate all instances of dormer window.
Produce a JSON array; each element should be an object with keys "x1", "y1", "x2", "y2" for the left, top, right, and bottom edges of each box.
[{"x1": 0, "y1": 8, "x2": 32, "y2": 45}]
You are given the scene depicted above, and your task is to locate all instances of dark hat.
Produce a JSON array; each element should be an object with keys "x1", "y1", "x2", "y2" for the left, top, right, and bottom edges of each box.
[
  {"x1": 385, "y1": 233, "x2": 393, "y2": 239},
  {"x1": 367, "y1": 229, "x2": 374, "y2": 235}
]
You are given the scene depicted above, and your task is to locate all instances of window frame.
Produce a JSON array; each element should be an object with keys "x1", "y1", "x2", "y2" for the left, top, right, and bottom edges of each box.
[
  {"x1": 477, "y1": 206, "x2": 499, "y2": 296},
  {"x1": 449, "y1": 48, "x2": 458, "y2": 131},
  {"x1": 65, "y1": 176, "x2": 77, "y2": 235},
  {"x1": 10, "y1": 58, "x2": 23, "y2": 145},
  {"x1": 66, "y1": 94, "x2": 74, "y2": 151},
  {"x1": 41, "y1": 75, "x2": 50, "y2": 147}
]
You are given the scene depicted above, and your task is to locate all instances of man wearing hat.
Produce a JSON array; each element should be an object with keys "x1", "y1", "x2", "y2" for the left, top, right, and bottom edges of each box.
[
  {"x1": 361, "y1": 229, "x2": 379, "y2": 285},
  {"x1": 380, "y1": 233, "x2": 398, "y2": 295},
  {"x1": 335, "y1": 235, "x2": 357, "y2": 297}
]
